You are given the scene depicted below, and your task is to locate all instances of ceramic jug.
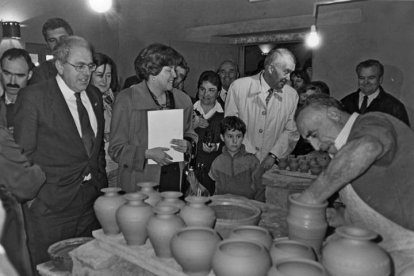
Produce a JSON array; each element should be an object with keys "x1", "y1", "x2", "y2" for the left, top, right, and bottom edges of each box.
[
  {"x1": 322, "y1": 225, "x2": 391, "y2": 276},
  {"x1": 116, "y1": 192, "x2": 154, "y2": 245},
  {"x1": 147, "y1": 205, "x2": 185, "y2": 258},
  {"x1": 136, "y1": 181, "x2": 161, "y2": 206},
  {"x1": 171, "y1": 226, "x2": 221, "y2": 276},
  {"x1": 94, "y1": 187, "x2": 125, "y2": 235},
  {"x1": 180, "y1": 196, "x2": 216, "y2": 228},
  {"x1": 287, "y1": 193, "x2": 328, "y2": 254}
]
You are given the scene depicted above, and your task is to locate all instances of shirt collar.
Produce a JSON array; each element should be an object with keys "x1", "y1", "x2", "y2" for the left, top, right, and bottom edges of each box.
[
  {"x1": 334, "y1": 112, "x2": 359, "y2": 151},
  {"x1": 193, "y1": 100, "x2": 223, "y2": 119},
  {"x1": 56, "y1": 75, "x2": 84, "y2": 100},
  {"x1": 359, "y1": 88, "x2": 380, "y2": 104},
  {"x1": 4, "y1": 94, "x2": 13, "y2": 104}
]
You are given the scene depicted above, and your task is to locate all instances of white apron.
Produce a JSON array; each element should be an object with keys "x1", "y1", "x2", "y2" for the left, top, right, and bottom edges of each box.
[{"x1": 340, "y1": 184, "x2": 414, "y2": 274}]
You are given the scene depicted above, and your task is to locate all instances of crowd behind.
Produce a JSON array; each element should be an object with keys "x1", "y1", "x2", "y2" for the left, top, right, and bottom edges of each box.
[{"x1": 0, "y1": 17, "x2": 413, "y2": 275}]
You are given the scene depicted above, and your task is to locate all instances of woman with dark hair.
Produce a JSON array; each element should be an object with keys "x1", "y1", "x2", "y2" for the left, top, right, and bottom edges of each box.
[
  {"x1": 189, "y1": 71, "x2": 224, "y2": 195},
  {"x1": 290, "y1": 69, "x2": 310, "y2": 94},
  {"x1": 109, "y1": 43, "x2": 197, "y2": 192},
  {"x1": 91, "y1": 52, "x2": 119, "y2": 186}
]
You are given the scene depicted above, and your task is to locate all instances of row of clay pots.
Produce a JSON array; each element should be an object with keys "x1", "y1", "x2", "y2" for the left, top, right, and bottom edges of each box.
[
  {"x1": 286, "y1": 193, "x2": 391, "y2": 276},
  {"x1": 278, "y1": 155, "x2": 330, "y2": 175}
]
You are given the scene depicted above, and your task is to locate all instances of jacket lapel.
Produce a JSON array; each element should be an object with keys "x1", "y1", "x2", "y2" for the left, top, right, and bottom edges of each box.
[{"x1": 47, "y1": 79, "x2": 86, "y2": 151}]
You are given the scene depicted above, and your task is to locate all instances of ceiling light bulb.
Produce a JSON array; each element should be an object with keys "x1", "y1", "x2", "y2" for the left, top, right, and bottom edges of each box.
[
  {"x1": 306, "y1": 25, "x2": 321, "y2": 49},
  {"x1": 89, "y1": 0, "x2": 112, "y2": 13}
]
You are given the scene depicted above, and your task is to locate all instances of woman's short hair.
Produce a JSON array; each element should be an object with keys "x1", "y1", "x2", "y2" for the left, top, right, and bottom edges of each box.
[
  {"x1": 93, "y1": 52, "x2": 119, "y2": 92},
  {"x1": 135, "y1": 43, "x2": 184, "y2": 81},
  {"x1": 197, "y1": 70, "x2": 222, "y2": 91}
]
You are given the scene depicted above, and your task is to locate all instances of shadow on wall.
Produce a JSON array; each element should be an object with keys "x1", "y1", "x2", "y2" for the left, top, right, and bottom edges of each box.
[{"x1": 382, "y1": 64, "x2": 404, "y2": 98}]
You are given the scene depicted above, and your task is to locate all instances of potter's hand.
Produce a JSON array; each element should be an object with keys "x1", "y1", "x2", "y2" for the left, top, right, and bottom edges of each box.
[
  {"x1": 326, "y1": 206, "x2": 346, "y2": 228},
  {"x1": 145, "y1": 147, "x2": 173, "y2": 166},
  {"x1": 260, "y1": 155, "x2": 276, "y2": 171},
  {"x1": 297, "y1": 189, "x2": 320, "y2": 204},
  {"x1": 171, "y1": 139, "x2": 190, "y2": 154},
  {"x1": 198, "y1": 117, "x2": 209, "y2": 129},
  {"x1": 202, "y1": 143, "x2": 217, "y2": 153}
]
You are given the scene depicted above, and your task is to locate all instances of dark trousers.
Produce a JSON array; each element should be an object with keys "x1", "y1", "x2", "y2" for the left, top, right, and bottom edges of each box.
[{"x1": 23, "y1": 184, "x2": 100, "y2": 274}]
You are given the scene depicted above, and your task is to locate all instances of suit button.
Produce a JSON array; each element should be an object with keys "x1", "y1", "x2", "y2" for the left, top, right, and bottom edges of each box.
[
  {"x1": 262, "y1": 111, "x2": 266, "y2": 115},
  {"x1": 123, "y1": 164, "x2": 128, "y2": 168},
  {"x1": 259, "y1": 129, "x2": 263, "y2": 133}
]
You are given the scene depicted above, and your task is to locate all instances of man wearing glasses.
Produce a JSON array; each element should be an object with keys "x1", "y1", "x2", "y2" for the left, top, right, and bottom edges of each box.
[{"x1": 14, "y1": 36, "x2": 108, "y2": 272}]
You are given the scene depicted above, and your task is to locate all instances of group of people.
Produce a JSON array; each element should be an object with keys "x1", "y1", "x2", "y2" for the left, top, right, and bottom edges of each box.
[{"x1": 0, "y1": 14, "x2": 413, "y2": 275}]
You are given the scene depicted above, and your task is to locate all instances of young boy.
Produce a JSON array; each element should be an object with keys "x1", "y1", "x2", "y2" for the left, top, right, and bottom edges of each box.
[{"x1": 189, "y1": 116, "x2": 264, "y2": 201}]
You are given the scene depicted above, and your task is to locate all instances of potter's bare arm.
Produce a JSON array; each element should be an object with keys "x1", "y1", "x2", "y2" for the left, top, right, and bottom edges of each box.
[{"x1": 299, "y1": 135, "x2": 384, "y2": 204}]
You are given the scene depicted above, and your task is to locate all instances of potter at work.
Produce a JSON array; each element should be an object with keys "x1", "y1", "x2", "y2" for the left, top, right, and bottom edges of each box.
[{"x1": 294, "y1": 94, "x2": 414, "y2": 272}]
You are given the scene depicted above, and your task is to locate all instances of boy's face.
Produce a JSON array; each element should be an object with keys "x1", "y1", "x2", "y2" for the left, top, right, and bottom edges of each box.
[{"x1": 220, "y1": 129, "x2": 244, "y2": 155}]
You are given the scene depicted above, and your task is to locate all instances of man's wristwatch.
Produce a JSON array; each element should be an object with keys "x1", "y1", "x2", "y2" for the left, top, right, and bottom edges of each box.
[{"x1": 268, "y1": 153, "x2": 280, "y2": 165}]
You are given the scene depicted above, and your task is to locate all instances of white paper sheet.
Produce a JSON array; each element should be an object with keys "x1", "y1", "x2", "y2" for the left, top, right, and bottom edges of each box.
[{"x1": 148, "y1": 109, "x2": 184, "y2": 164}]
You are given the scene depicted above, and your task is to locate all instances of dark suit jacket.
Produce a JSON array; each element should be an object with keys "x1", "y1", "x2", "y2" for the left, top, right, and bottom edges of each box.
[
  {"x1": 28, "y1": 60, "x2": 57, "y2": 85},
  {"x1": 341, "y1": 86, "x2": 410, "y2": 126},
  {"x1": 14, "y1": 78, "x2": 108, "y2": 212}
]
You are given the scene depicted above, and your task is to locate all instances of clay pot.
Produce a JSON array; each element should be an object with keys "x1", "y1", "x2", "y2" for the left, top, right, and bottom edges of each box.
[
  {"x1": 136, "y1": 181, "x2": 161, "y2": 206},
  {"x1": 147, "y1": 205, "x2": 185, "y2": 258},
  {"x1": 94, "y1": 187, "x2": 126, "y2": 235},
  {"x1": 322, "y1": 226, "x2": 391, "y2": 276},
  {"x1": 171, "y1": 227, "x2": 221, "y2": 276},
  {"x1": 316, "y1": 156, "x2": 330, "y2": 168},
  {"x1": 286, "y1": 193, "x2": 328, "y2": 254},
  {"x1": 268, "y1": 258, "x2": 328, "y2": 276},
  {"x1": 180, "y1": 196, "x2": 216, "y2": 228},
  {"x1": 310, "y1": 165, "x2": 322, "y2": 175},
  {"x1": 157, "y1": 191, "x2": 185, "y2": 210},
  {"x1": 116, "y1": 192, "x2": 154, "y2": 246},
  {"x1": 288, "y1": 159, "x2": 299, "y2": 171},
  {"x1": 278, "y1": 158, "x2": 288, "y2": 170},
  {"x1": 299, "y1": 162, "x2": 310, "y2": 173},
  {"x1": 212, "y1": 239, "x2": 272, "y2": 276},
  {"x1": 228, "y1": 225, "x2": 273, "y2": 250},
  {"x1": 270, "y1": 237, "x2": 316, "y2": 265}
]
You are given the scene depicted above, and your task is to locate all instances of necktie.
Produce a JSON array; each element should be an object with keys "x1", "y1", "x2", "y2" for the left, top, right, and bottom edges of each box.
[
  {"x1": 75, "y1": 92, "x2": 95, "y2": 156},
  {"x1": 360, "y1": 95, "x2": 368, "y2": 113},
  {"x1": 265, "y1": 88, "x2": 274, "y2": 105}
]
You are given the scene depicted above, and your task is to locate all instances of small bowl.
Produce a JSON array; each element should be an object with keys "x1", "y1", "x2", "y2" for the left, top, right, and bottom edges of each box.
[{"x1": 48, "y1": 237, "x2": 93, "y2": 271}]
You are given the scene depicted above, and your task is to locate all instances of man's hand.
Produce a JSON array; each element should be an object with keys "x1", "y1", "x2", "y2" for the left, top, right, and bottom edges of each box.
[
  {"x1": 326, "y1": 206, "x2": 346, "y2": 228},
  {"x1": 296, "y1": 189, "x2": 320, "y2": 204},
  {"x1": 260, "y1": 155, "x2": 276, "y2": 171}
]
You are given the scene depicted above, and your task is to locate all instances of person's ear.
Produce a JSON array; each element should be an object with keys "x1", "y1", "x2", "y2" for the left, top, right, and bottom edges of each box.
[
  {"x1": 220, "y1": 134, "x2": 224, "y2": 142},
  {"x1": 379, "y1": 76, "x2": 384, "y2": 85},
  {"x1": 55, "y1": 59, "x2": 64, "y2": 75},
  {"x1": 326, "y1": 106, "x2": 340, "y2": 122},
  {"x1": 27, "y1": 70, "x2": 33, "y2": 81}
]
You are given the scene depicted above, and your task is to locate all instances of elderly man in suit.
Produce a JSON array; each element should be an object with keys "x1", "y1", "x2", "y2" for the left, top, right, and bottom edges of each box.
[
  {"x1": 14, "y1": 36, "x2": 108, "y2": 270},
  {"x1": 341, "y1": 59, "x2": 409, "y2": 126}
]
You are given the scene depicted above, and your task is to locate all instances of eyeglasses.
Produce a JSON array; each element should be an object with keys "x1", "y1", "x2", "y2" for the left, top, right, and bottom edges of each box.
[{"x1": 66, "y1": 62, "x2": 97, "y2": 72}]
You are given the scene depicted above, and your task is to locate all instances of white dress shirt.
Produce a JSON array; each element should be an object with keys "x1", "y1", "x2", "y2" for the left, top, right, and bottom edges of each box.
[
  {"x1": 225, "y1": 72, "x2": 299, "y2": 162},
  {"x1": 359, "y1": 89, "x2": 380, "y2": 109},
  {"x1": 56, "y1": 75, "x2": 97, "y2": 137}
]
